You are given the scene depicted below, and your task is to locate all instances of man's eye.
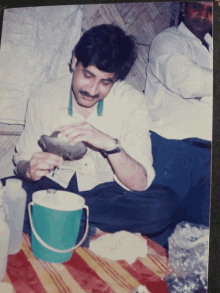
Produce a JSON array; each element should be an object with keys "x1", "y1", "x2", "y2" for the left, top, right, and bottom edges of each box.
[
  {"x1": 102, "y1": 81, "x2": 112, "y2": 86},
  {"x1": 84, "y1": 72, "x2": 92, "y2": 78}
]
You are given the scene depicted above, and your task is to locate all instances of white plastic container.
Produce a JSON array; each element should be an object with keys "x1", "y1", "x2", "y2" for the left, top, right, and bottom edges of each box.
[
  {"x1": 0, "y1": 186, "x2": 10, "y2": 281},
  {"x1": 4, "y1": 179, "x2": 27, "y2": 255},
  {"x1": 0, "y1": 282, "x2": 15, "y2": 292}
]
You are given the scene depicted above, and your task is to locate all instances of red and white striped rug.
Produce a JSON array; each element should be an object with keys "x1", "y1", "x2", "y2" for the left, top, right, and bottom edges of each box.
[{"x1": 4, "y1": 233, "x2": 168, "y2": 293}]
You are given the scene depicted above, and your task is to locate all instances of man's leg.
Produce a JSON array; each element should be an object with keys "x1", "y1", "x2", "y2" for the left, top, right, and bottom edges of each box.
[
  {"x1": 177, "y1": 144, "x2": 211, "y2": 227},
  {"x1": 79, "y1": 182, "x2": 180, "y2": 247},
  {"x1": 150, "y1": 131, "x2": 193, "y2": 201},
  {"x1": 151, "y1": 133, "x2": 211, "y2": 228}
]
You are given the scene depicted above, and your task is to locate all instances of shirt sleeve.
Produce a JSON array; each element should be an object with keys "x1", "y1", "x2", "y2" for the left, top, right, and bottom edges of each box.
[
  {"x1": 113, "y1": 95, "x2": 155, "y2": 191},
  {"x1": 13, "y1": 94, "x2": 44, "y2": 165},
  {"x1": 148, "y1": 31, "x2": 213, "y2": 99},
  {"x1": 14, "y1": 74, "x2": 72, "y2": 166}
]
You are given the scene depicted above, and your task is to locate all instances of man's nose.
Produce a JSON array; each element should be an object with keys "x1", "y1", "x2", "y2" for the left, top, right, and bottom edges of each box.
[
  {"x1": 88, "y1": 82, "x2": 99, "y2": 97},
  {"x1": 199, "y1": 9, "x2": 208, "y2": 21}
]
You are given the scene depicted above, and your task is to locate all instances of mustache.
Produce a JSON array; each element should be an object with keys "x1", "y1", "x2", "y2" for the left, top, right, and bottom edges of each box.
[{"x1": 79, "y1": 90, "x2": 99, "y2": 99}]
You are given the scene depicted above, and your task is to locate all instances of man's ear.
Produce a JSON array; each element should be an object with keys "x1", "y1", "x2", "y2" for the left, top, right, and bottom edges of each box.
[{"x1": 71, "y1": 56, "x2": 78, "y2": 70}]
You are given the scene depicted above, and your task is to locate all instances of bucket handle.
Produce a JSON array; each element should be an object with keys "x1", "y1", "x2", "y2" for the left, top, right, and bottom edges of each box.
[{"x1": 28, "y1": 202, "x2": 89, "y2": 253}]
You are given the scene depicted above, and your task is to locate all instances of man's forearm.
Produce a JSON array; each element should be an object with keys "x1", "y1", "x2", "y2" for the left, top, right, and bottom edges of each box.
[
  {"x1": 16, "y1": 160, "x2": 32, "y2": 181},
  {"x1": 107, "y1": 149, "x2": 148, "y2": 191}
]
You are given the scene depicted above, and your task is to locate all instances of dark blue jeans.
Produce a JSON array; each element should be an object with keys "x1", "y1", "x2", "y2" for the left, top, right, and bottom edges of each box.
[
  {"x1": 1, "y1": 174, "x2": 179, "y2": 247},
  {"x1": 150, "y1": 131, "x2": 211, "y2": 227}
]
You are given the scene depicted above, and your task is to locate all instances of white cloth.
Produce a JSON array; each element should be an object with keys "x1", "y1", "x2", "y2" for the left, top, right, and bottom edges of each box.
[
  {"x1": 89, "y1": 231, "x2": 148, "y2": 265},
  {"x1": 145, "y1": 22, "x2": 213, "y2": 141},
  {"x1": 13, "y1": 74, "x2": 155, "y2": 191},
  {"x1": 133, "y1": 285, "x2": 151, "y2": 293},
  {"x1": 0, "y1": 6, "x2": 82, "y2": 124}
]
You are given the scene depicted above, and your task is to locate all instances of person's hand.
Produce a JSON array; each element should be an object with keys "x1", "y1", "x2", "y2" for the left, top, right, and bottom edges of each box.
[
  {"x1": 27, "y1": 152, "x2": 63, "y2": 181},
  {"x1": 56, "y1": 121, "x2": 116, "y2": 151}
]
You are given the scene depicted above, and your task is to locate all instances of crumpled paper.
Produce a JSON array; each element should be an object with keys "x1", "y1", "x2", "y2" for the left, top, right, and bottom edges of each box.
[{"x1": 89, "y1": 230, "x2": 148, "y2": 265}]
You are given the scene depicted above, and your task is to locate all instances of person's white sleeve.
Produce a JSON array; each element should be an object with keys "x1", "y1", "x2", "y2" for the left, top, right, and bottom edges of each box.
[
  {"x1": 13, "y1": 95, "x2": 44, "y2": 165},
  {"x1": 114, "y1": 98, "x2": 155, "y2": 191},
  {"x1": 148, "y1": 33, "x2": 213, "y2": 99}
]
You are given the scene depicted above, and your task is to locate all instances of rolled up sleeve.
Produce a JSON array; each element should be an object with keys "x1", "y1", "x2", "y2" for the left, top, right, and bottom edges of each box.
[
  {"x1": 13, "y1": 95, "x2": 44, "y2": 166},
  {"x1": 114, "y1": 98, "x2": 155, "y2": 191}
]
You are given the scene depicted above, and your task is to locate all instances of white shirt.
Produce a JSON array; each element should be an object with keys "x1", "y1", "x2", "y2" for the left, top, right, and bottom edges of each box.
[
  {"x1": 14, "y1": 74, "x2": 155, "y2": 191},
  {"x1": 145, "y1": 22, "x2": 213, "y2": 141}
]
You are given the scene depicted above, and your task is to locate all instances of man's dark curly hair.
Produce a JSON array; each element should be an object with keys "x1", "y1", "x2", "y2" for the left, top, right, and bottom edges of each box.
[{"x1": 70, "y1": 24, "x2": 137, "y2": 81}]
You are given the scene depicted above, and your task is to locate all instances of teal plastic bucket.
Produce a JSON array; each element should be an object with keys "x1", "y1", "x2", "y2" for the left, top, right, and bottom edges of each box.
[{"x1": 28, "y1": 190, "x2": 89, "y2": 263}]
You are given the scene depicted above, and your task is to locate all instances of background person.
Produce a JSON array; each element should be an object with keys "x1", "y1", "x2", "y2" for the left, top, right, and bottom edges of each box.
[{"x1": 144, "y1": 2, "x2": 213, "y2": 227}]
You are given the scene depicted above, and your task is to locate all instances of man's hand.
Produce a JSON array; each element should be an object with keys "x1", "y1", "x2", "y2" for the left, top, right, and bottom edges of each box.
[
  {"x1": 28, "y1": 152, "x2": 63, "y2": 181},
  {"x1": 57, "y1": 121, "x2": 116, "y2": 151},
  {"x1": 56, "y1": 122, "x2": 148, "y2": 191}
]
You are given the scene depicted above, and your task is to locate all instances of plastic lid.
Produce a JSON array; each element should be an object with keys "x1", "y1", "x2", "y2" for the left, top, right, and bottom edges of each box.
[
  {"x1": 6, "y1": 178, "x2": 22, "y2": 192},
  {"x1": 32, "y1": 190, "x2": 85, "y2": 211}
]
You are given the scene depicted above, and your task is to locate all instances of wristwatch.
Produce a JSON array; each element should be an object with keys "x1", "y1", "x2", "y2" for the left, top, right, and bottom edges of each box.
[{"x1": 101, "y1": 138, "x2": 121, "y2": 158}]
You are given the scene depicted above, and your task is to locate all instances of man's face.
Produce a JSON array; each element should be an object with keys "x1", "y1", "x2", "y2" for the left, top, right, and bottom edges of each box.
[
  {"x1": 71, "y1": 58, "x2": 116, "y2": 109},
  {"x1": 183, "y1": 2, "x2": 213, "y2": 38}
]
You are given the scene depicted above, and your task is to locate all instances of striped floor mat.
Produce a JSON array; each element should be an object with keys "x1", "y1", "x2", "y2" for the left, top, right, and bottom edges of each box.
[{"x1": 4, "y1": 234, "x2": 168, "y2": 293}]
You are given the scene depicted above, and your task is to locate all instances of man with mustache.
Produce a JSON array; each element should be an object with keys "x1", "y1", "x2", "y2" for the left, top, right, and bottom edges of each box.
[
  {"x1": 145, "y1": 2, "x2": 213, "y2": 228},
  {"x1": 4, "y1": 24, "x2": 180, "y2": 248}
]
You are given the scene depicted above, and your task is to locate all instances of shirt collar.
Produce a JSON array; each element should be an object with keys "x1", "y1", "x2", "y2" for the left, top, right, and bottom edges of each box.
[
  {"x1": 68, "y1": 95, "x2": 103, "y2": 117},
  {"x1": 204, "y1": 32, "x2": 213, "y2": 47},
  {"x1": 178, "y1": 22, "x2": 212, "y2": 44},
  {"x1": 178, "y1": 22, "x2": 199, "y2": 40}
]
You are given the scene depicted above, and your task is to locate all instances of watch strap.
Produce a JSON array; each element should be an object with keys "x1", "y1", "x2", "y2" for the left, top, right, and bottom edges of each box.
[{"x1": 101, "y1": 139, "x2": 121, "y2": 158}]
